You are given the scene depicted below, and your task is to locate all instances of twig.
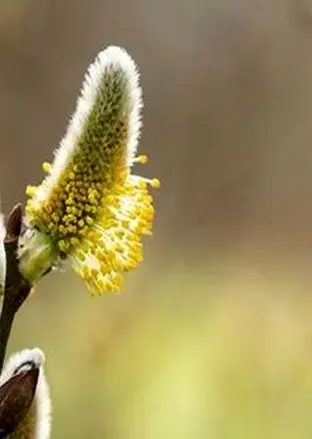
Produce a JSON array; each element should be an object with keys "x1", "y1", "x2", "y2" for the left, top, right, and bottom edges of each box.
[{"x1": 0, "y1": 204, "x2": 31, "y2": 372}]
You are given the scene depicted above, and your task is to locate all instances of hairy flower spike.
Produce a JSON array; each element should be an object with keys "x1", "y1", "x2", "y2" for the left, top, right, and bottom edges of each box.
[
  {"x1": 0, "y1": 348, "x2": 52, "y2": 439},
  {"x1": 19, "y1": 46, "x2": 158, "y2": 295}
]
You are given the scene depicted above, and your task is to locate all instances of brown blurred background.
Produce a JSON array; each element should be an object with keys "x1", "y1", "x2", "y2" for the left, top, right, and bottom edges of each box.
[
  {"x1": 2, "y1": 0, "x2": 312, "y2": 266},
  {"x1": 2, "y1": 0, "x2": 312, "y2": 438}
]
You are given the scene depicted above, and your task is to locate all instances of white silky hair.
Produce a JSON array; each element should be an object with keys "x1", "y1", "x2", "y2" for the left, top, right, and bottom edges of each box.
[
  {"x1": 31, "y1": 45, "x2": 143, "y2": 208},
  {"x1": 0, "y1": 348, "x2": 52, "y2": 439},
  {"x1": 0, "y1": 211, "x2": 6, "y2": 294}
]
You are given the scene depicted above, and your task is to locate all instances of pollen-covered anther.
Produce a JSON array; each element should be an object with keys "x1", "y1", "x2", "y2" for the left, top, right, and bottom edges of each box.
[
  {"x1": 134, "y1": 154, "x2": 149, "y2": 164},
  {"x1": 26, "y1": 185, "x2": 38, "y2": 197},
  {"x1": 42, "y1": 162, "x2": 52, "y2": 173},
  {"x1": 151, "y1": 178, "x2": 160, "y2": 188}
]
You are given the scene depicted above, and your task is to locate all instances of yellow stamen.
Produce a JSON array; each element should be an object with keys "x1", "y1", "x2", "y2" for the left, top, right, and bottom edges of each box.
[
  {"x1": 151, "y1": 178, "x2": 160, "y2": 188},
  {"x1": 134, "y1": 154, "x2": 149, "y2": 164},
  {"x1": 26, "y1": 185, "x2": 37, "y2": 197},
  {"x1": 42, "y1": 162, "x2": 52, "y2": 173}
]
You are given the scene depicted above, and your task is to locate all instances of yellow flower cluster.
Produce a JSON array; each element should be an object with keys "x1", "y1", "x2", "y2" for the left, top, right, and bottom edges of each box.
[{"x1": 21, "y1": 46, "x2": 159, "y2": 295}]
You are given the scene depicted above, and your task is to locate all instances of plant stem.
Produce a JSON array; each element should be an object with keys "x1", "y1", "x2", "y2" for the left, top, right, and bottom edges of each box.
[{"x1": 0, "y1": 204, "x2": 31, "y2": 373}]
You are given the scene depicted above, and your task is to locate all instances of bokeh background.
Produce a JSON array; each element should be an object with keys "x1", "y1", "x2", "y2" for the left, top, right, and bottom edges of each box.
[{"x1": 2, "y1": 0, "x2": 312, "y2": 437}]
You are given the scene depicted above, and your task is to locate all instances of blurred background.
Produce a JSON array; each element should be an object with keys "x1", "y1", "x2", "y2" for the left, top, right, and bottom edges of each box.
[{"x1": 2, "y1": 0, "x2": 312, "y2": 437}]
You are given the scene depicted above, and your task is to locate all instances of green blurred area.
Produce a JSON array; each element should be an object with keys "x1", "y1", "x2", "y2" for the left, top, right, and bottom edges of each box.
[
  {"x1": 7, "y1": 254, "x2": 312, "y2": 439},
  {"x1": 2, "y1": 0, "x2": 312, "y2": 437}
]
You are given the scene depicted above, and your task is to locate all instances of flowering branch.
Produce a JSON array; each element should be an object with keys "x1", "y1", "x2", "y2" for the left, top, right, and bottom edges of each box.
[{"x1": 0, "y1": 45, "x2": 158, "y2": 438}]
